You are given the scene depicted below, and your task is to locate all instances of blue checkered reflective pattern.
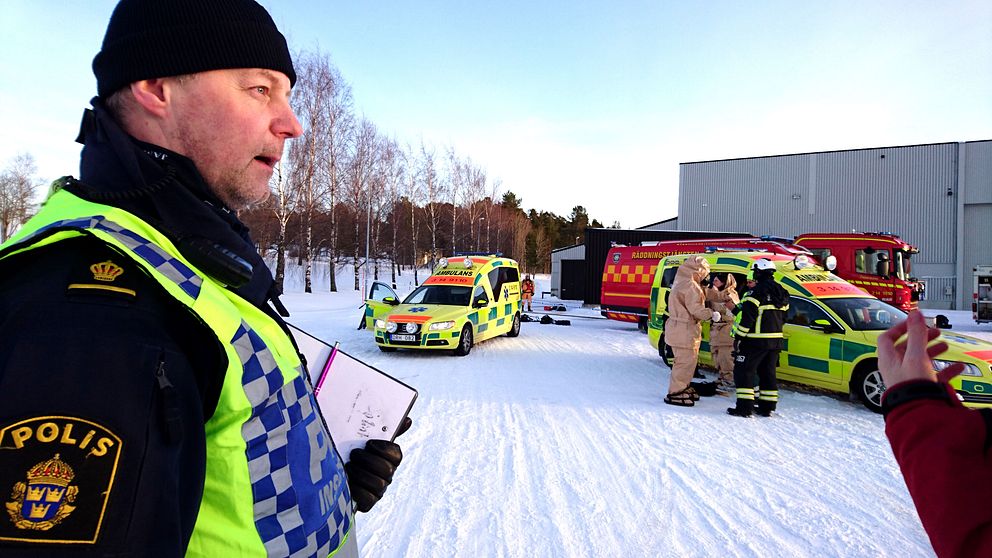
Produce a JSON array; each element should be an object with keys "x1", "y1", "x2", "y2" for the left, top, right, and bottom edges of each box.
[
  {"x1": 234, "y1": 322, "x2": 353, "y2": 558},
  {"x1": 31, "y1": 216, "x2": 203, "y2": 299}
]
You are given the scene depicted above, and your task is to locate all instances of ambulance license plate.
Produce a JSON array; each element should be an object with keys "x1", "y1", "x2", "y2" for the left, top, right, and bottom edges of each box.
[{"x1": 392, "y1": 334, "x2": 415, "y2": 341}]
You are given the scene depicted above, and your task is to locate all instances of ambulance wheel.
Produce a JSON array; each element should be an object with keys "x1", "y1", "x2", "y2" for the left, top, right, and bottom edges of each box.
[
  {"x1": 660, "y1": 340, "x2": 674, "y2": 368},
  {"x1": 507, "y1": 313, "x2": 521, "y2": 337},
  {"x1": 853, "y1": 367, "x2": 885, "y2": 413},
  {"x1": 378, "y1": 345, "x2": 397, "y2": 353},
  {"x1": 453, "y1": 325, "x2": 473, "y2": 356},
  {"x1": 637, "y1": 317, "x2": 648, "y2": 333}
]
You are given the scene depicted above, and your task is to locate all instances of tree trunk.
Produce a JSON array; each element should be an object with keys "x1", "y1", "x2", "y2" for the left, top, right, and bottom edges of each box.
[{"x1": 304, "y1": 221, "x2": 313, "y2": 293}]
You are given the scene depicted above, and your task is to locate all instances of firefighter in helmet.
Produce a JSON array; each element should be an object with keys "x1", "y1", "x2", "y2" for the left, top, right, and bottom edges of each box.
[{"x1": 728, "y1": 258, "x2": 790, "y2": 417}]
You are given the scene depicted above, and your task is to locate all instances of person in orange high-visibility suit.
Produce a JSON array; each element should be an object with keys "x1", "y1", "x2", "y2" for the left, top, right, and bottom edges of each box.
[{"x1": 521, "y1": 274, "x2": 535, "y2": 311}]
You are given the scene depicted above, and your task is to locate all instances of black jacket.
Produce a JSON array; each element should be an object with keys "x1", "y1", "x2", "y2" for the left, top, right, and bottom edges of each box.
[
  {"x1": 735, "y1": 276, "x2": 790, "y2": 350},
  {"x1": 0, "y1": 101, "x2": 284, "y2": 556}
]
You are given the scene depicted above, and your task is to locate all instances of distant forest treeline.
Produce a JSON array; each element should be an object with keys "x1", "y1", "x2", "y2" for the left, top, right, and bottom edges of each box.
[{"x1": 0, "y1": 50, "x2": 617, "y2": 294}]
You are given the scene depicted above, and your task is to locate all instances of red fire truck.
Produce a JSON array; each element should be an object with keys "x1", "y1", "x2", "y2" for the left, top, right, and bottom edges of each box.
[
  {"x1": 600, "y1": 232, "x2": 923, "y2": 327},
  {"x1": 600, "y1": 237, "x2": 807, "y2": 329},
  {"x1": 792, "y1": 232, "x2": 923, "y2": 312}
]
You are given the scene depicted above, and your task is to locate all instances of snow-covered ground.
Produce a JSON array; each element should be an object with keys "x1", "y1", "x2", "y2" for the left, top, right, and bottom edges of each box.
[{"x1": 281, "y1": 263, "x2": 992, "y2": 558}]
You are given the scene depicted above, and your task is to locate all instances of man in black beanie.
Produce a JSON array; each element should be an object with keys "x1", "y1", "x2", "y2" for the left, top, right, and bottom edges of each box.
[{"x1": 0, "y1": 1, "x2": 404, "y2": 556}]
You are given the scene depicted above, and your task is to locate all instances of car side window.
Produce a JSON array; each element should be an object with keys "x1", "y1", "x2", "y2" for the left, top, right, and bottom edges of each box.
[
  {"x1": 473, "y1": 285, "x2": 488, "y2": 306},
  {"x1": 786, "y1": 296, "x2": 831, "y2": 327},
  {"x1": 488, "y1": 268, "x2": 502, "y2": 300},
  {"x1": 660, "y1": 267, "x2": 678, "y2": 288},
  {"x1": 369, "y1": 282, "x2": 396, "y2": 302},
  {"x1": 502, "y1": 267, "x2": 520, "y2": 289}
]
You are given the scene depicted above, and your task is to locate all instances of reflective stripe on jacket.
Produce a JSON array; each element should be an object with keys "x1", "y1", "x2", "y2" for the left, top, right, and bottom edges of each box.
[
  {"x1": 3, "y1": 189, "x2": 355, "y2": 558},
  {"x1": 732, "y1": 280, "x2": 788, "y2": 342}
]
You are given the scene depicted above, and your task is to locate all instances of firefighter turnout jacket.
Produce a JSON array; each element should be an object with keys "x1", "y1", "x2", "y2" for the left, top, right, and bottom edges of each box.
[{"x1": 732, "y1": 276, "x2": 789, "y2": 349}]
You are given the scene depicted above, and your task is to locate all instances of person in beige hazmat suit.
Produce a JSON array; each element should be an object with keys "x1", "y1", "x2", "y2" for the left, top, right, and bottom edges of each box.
[
  {"x1": 706, "y1": 273, "x2": 740, "y2": 387},
  {"x1": 663, "y1": 256, "x2": 722, "y2": 406}
]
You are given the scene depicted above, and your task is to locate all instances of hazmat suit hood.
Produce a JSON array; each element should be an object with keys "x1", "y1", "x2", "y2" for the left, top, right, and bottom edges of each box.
[{"x1": 675, "y1": 256, "x2": 710, "y2": 286}]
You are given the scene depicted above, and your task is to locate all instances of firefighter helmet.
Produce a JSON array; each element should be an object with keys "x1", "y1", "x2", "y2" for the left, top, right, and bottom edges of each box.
[{"x1": 753, "y1": 258, "x2": 776, "y2": 272}]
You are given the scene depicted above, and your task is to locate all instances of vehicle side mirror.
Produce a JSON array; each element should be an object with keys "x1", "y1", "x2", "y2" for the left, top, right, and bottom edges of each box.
[
  {"x1": 810, "y1": 319, "x2": 836, "y2": 333},
  {"x1": 384, "y1": 296, "x2": 399, "y2": 306},
  {"x1": 473, "y1": 297, "x2": 488, "y2": 308}
]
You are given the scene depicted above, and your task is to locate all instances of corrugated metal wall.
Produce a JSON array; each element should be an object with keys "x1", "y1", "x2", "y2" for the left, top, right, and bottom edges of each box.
[
  {"x1": 638, "y1": 219, "x2": 679, "y2": 231},
  {"x1": 678, "y1": 143, "x2": 959, "y2": 266},
  {"x1": 963, "y1": 141, "x2": 992, "y2": 205}
]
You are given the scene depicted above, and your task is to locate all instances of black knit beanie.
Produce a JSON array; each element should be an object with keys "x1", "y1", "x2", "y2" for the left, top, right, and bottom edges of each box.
[{"x1": 92, "y1": 0, "x2": 296, "y2": 98}]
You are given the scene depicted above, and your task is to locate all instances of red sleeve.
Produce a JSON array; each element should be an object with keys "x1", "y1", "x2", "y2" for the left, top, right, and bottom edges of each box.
[{"x1": 885, "y1": 383, "x2": 992, "y2": 558}]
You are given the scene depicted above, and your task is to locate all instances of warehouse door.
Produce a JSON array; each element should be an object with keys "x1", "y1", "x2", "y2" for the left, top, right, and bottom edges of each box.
[{"x1": 561, "y1": 260, "x2": 586, "y2": 301}]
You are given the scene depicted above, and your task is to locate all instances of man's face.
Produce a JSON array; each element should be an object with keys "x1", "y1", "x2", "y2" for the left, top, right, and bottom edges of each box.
[{"x1": 168, "y1": 68, "x2": 302, "y2": 209}]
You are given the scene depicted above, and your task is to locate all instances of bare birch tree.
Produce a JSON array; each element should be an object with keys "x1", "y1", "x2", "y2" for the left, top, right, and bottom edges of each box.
[
  {"x1": 483, "y1": 178, "x2": 502, "y2": 253},
  {"x1": 446, "y1": 148, "x2": 462, "y2": 254},
  {"x1": 270, "y1": 161, "x2": 295, "y2": 290},
  {"x1": 286, "y1": 52, "x2": 337, "y2": 293},
  {"x1": 346, "y1": 118, "x2": 379, "y2": 291},
  {"x1": 318, "y1": 58, "x2": 354, "y2": 293},
  {"x1": 460, "y1": 160, "x2": 487, "y2": 251},
  {"x1": 379, "y1": 137, "x2": 403, "y2": 287},
  {"x1": 420, "y1": 141, "x2": 445, "y2": 269},
  {"x1": 404, "y1": 144, "x2": 423, "y2": 285},
  {"x1": 0, "y1": 153, "x2": 41, "y2": 242}
]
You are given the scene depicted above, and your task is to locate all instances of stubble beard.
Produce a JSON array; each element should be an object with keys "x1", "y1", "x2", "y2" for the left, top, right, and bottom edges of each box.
[
  {"x1": 174, "y1": 126, "x2": 272, "y2": 210},
  {"x1": 211, "y1": 165, "x2": 272, "y2": 210}
]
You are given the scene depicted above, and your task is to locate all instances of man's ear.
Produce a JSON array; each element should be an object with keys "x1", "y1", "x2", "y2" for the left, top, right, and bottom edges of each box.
[{"x1": 128, "y1": 78, "x2": 171, "y2": 118}]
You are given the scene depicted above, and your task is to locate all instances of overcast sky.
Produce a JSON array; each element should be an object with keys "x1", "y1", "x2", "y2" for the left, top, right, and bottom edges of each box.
[{"x1": 2, "y1": 0, "x2": 990, "y2": 228}]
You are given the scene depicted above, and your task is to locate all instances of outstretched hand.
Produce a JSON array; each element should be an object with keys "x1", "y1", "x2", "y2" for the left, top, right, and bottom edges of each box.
[{"x1": 877, "y1": 310, "x2": 964, "y2": 387}]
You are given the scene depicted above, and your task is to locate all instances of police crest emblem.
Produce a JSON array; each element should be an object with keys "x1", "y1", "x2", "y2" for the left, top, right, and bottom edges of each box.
[
  {"x1": 0, "y1": 417, "x2": 121, "y2": 544},
  {"x1": 6, "y1": 453, "x2": 79, "y2": 530}
]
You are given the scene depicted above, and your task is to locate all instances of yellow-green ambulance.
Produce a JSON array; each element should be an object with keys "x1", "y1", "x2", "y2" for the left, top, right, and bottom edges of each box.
[
  {"x1": 364, "y1": 255, "x2": 522, "y2": 356},
  {"x1": 647, "y1": 251, "x2": 992, "y2": 412}
]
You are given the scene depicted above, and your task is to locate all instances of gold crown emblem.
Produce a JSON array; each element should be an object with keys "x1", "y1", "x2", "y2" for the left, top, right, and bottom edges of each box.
[
  {"x1": 26, "y1": 454, "x2": 75, "y2": 487},
  {"x1": 44, "y1": 487, "x2": 65, "y2": 502},
  {"x1": 28, "y1": 503, "x2": 51, "y2": 519},
  {"x1": 90, "y1": 260, "x2": 124, "y2": 282}
]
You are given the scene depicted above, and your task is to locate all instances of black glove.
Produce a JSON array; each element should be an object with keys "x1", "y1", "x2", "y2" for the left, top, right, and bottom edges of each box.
[{"x1": 346, "y1": 417, "x2": 411, "y2": 513}]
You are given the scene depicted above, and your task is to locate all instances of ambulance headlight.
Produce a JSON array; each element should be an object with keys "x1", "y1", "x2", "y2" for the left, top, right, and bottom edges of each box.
[
  {"x1": 825, "y1": 255, "x2": 838, "y2": 271},
  {"x1": 463, "y1": 257, "x2": 473, "y2": 268},
  {"x1": 438, "y1": 258, "x2": 448, "y2": 268},
  {"x1": 794, "y1": 255, "x2": 812, "y2": 269},
  {"x1": 403, "y1": 322, "x2": 419, "y2": 334},
  {"x1": 385, "y1": 321, "x2": 398, "y2": 333},
  {"x1": 932, "y1": 359, "x2": 983, "y2": 377},
  {"x1": 430, "y1": 321, "x2": 455, "y2": 331},
  {"x1": 374, "y1": 319, "x2": 387, "y2": 329}
]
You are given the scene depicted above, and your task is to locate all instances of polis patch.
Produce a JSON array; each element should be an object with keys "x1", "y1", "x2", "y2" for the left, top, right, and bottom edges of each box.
[{"x1": 0, "y1": 417, "x2": 121, "y2": 544}]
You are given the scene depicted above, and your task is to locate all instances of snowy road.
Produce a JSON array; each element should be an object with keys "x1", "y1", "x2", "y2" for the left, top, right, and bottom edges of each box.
[{"x1": 282, "y1": 275, "x2": 989, "y2": 557}]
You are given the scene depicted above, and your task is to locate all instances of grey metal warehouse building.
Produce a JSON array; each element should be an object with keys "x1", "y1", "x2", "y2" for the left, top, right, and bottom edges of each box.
[{"x1": 671, "y1": 140, "x2": 992, "y2": 310}]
